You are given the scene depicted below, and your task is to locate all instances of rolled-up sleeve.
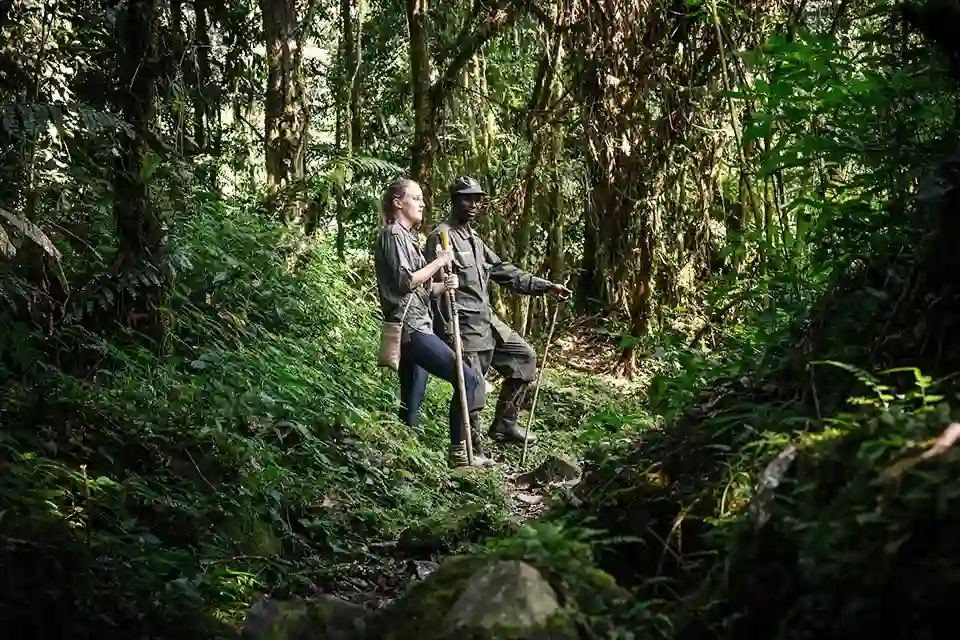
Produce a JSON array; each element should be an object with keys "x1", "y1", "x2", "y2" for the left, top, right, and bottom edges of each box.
[
  {"x1": 379, "y1": 229, "x2": 415, "y2": 294},
  {"x1": 423, "y1": 231, "x2": 444, "y2": 296},
  {"x1": 484, "y1": 240, "x2": 552, "y2": 295}
]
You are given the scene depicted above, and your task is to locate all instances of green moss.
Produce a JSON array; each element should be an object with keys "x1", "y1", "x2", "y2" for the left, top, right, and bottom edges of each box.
[
  {"x1": 368, "y1": 555, "x2": 488, "y2": 639},
  {"x1": 366, "y1": 555, "x2": 584, "y2": 640}
]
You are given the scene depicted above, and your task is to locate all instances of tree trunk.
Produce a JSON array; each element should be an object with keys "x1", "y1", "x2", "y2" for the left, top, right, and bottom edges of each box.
[
  {"x1": 334, "y1": 84, "x2": 346, "y2": 253},
  {"x1": 578, "y1": 196, "x2": 601, "y2": 314},
  {"x1": 262, "y1": 0, "x2": 306, "y2": 222},
  {"x1": 113, "y1": 0, "x2": 167, "y2": 342},
  {"x1": 335, "y1": 0, "x2": 363, "y2": 258},
  {"x1": 170, "y1": 0, "x2": 186, "y2": 153},
  {"x1": 335, "y1": 0, "x2": 351, "y2": 257},
  {"x1": 406, "y1": 0, "x2": 435, "y2": 220},
  {"x1": 192, "y1": 0, "x2": 211, "y2": 153},
  {"x1": 349, "y1": 0, "x2": 364, "y2": 150},
  {"x1": 511, "y1": 135, "x2": 544, "y2": 333},
  {"x1": 616, "y1": 219, "x2": 654, "y2": 378},
  {"x1": 546, "y1": 180, "x2": 564, "y2": 285}
]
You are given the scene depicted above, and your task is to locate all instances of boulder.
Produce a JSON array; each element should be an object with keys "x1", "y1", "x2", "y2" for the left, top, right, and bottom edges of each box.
[
  {"x1": 239, "y1": 554, "x2": 627, "y2": 639},
  {"x1": 368, "y1": 555, "x2": 578, "y2": 640},
  {"x1": 516, "y1": 456, "x2": 582, "y2": 488},
  {"x1": 442, "y1": 560, "x2": 571, "y2": 638}
]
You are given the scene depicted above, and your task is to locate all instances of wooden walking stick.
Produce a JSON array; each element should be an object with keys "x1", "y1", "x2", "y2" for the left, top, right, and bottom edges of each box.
[
  {"x1": 440, "y1": 230, "x2": 474, "y2": 466},
  {"x1": 520, "y1": 300, "x2": 562, "y2": 468}
]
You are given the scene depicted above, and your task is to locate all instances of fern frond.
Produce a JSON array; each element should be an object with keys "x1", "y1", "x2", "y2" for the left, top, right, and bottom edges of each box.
[
  {"x1": 343, "y1": 155, "x2": 406, "y2": 176},
  {"x1": 312, "y1": 153, "x2": 406, "y2": 182},
  {"x1": 0, "y1": 102, "x2": 132, "y2": 139},
  {"x1": 0, "y1": 223, "x2": 14, "y2": 258}
]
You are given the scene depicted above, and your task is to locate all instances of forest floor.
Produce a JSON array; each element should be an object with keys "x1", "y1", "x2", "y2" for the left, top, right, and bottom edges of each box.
[
  {"x1": 0, "y1": 211, "x2": 658, "y2": 638},
  {"x1": 317, "y1": 326, "x2": 652, "y2": 615}
]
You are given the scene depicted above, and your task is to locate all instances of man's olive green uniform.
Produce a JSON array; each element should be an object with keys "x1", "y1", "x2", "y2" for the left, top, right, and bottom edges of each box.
[{"x1": 424, "y1": 217, "x2": 552, "y2": 444}]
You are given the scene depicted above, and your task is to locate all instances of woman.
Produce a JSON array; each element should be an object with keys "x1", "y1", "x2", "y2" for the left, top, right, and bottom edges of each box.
[{"x1": 373, "y1": 178, "x2": 494, "y2": 468}]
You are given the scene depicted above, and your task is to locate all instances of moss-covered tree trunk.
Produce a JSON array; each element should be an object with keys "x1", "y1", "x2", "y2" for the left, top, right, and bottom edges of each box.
[
  {"x1": 335, "y1": 0, "x2": 363, "y2": 258},
  {"x1": 262, "y1": 0, "x2": 306, "y2": 222},
  {"x1": 112, "y1": 0, "x2": 168, "y2": 344}
]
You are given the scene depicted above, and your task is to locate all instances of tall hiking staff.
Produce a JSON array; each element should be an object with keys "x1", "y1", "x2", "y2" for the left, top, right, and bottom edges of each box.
[
  {"x1": 439, "y1": 230, "x2": 475, "y2": 466},
  {"x1": 520, "y1": 300, "x2": 562, "y2": 468}
]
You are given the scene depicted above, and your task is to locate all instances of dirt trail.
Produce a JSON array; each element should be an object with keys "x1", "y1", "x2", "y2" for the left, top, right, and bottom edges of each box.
[
  {"x1": 319, "y1": 456, "x2": 580, "y2": 614},
  {"x1": 320, "y1": 327, "x2": 617, "y2": 614}
]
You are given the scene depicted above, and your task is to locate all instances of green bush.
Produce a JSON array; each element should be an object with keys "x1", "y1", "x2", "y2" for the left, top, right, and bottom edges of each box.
[{"x1": 0, "y1": 203, "x2": 510, "y2": 637}]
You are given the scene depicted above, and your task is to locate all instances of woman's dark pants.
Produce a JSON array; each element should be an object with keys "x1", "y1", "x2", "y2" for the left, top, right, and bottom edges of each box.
[{"x1": 397, "y1": 329, "x2": 479, "y2": 447}]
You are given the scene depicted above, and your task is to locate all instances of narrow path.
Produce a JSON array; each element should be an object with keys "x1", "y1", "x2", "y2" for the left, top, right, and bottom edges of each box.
[
  {"x1": 316, "y1": 330, "x2": 636, "y2": 615},
  {"x1": 317, "y1": 455, "x2": 581, "y2": 613}
]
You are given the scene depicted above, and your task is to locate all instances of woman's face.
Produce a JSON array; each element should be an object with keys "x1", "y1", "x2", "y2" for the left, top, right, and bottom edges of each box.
[{"x1": 395, "y1": 182, "x2": 425, "y2": 227}]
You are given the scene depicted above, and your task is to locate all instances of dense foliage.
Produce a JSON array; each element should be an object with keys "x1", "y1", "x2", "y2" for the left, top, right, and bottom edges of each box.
[{"x1": 3, "y1": 0, "x2": 960, "y2": 637}]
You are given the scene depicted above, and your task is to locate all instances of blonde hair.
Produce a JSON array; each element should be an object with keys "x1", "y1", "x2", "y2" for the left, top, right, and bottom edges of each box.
[{"x1": 380, "y1": 177, "x2": 418, "y2": 226}]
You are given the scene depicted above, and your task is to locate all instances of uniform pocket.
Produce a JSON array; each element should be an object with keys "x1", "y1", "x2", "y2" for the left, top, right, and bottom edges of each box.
[
  {"x1": 455, "y1": 250, "x2": 474, "y2": 268},
  {"x1": 454, "y1": 250, "x2": 476, "y2": 283}
]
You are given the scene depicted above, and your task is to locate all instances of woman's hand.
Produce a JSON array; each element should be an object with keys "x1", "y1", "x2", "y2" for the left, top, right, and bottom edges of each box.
[
  {"x1": 430, "y1": 274, "x2": 458, "y2": 296},
  {"x1": 435, "y1": 245, "x2": 455, "y2": 267}
]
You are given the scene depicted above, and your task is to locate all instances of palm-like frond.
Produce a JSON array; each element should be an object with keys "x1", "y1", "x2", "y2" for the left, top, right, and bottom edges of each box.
[
  {"x1": 1, "y1": 102, "x2": 132, "y2": 139},
  {"x1": 321, "y1": 154, "x2": 407, "y2": 185},
  {"x1": 0, "y1": 207, "x2": 62, "y2": 261}
]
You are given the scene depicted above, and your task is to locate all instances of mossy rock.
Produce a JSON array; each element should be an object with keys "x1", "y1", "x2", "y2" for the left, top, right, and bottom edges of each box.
[
  {"x1": 240, "y1": 551, "x2": 629, "y2": 639},
  {"x1": 366, "y1": 556, "x2": 580, "y2": 640}
]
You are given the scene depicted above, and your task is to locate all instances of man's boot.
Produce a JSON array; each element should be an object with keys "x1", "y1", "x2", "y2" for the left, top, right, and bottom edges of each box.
[
  {"x1": 468, "y1": 410, "x2": 489, "y2": 456},
  {"x1": 469, "y1": 423, "x2": 495, "y2": 466},
  {"x1": 448, "y1": 440, "x2": 495, "y2": 469},
  {"x1": 489, "y1": 378, "x2": 537, "y2": 444}
]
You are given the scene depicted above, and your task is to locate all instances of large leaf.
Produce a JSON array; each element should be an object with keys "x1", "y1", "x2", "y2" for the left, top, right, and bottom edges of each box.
[
  {"x1": 0, "y1": 223, "x2": 15, "y2": 258},
  {"x1": 310, "y1": 153, "x2": 407, "y2": 188},
  {"x1": 0, "y1": 208, "x2": 62, "y2": 260},
  {"x1": 0, "y1": 103, "x2": 131, "y2": 140}
]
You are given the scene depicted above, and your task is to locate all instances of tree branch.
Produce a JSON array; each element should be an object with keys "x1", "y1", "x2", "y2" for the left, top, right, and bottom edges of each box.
[
  {"x1": 430, "y1": 0, "x2": 517, "y2": 103},
  {"x1": 527, "y1": 0, "x2": 584, "y2": 31}
]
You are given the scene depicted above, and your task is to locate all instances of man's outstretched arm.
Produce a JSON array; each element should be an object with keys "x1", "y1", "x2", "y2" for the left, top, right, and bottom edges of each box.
[{"x1": 483, "y1": 239, "x2": 571, "y2": 298}]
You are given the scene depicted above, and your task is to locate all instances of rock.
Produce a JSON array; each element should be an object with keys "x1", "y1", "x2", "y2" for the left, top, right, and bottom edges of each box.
[
  {"x1": 406, "y1": 559, "x2": 440, "y2": 580},
  {"x1": 516, "y1": 456, "x2": 582, "y2": 488},
  {"x1": 242, "y1": 555, "x2": 629, "y2": 639},
  {"x1": 241, "y1": 594, "x2": 368, "y2": 640},
  {"x1": 514, "y1": 492, "x2": 543, "y2": 506},
  {"x1": 442, "y1": 560, "x2": 567, "y2": 637},
  {"x1": 367, "y1": 555, "x2": 578, "y2": 640}
]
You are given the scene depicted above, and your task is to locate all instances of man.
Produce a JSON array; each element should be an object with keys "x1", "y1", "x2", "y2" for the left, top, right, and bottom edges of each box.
[{"x1": 424, "y1": 176, "x2": 571, "y2": 453}]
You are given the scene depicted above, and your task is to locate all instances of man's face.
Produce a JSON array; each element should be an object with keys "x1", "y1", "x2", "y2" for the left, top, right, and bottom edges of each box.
[{"x1": 452, "y1": 193, "x2": 483, "y2": 224}]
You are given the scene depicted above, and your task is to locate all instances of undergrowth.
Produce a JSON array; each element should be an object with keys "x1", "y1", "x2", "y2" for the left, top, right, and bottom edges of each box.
[
  {"x1": 3, "y1": 197, "x2": 957, "y2": 639},
  {"x1": 539, "y1": 302, "x2": 960, "y2": 638},
  {"x1": 1, "y1": 200, "x2": 584, "y2": 638}
]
